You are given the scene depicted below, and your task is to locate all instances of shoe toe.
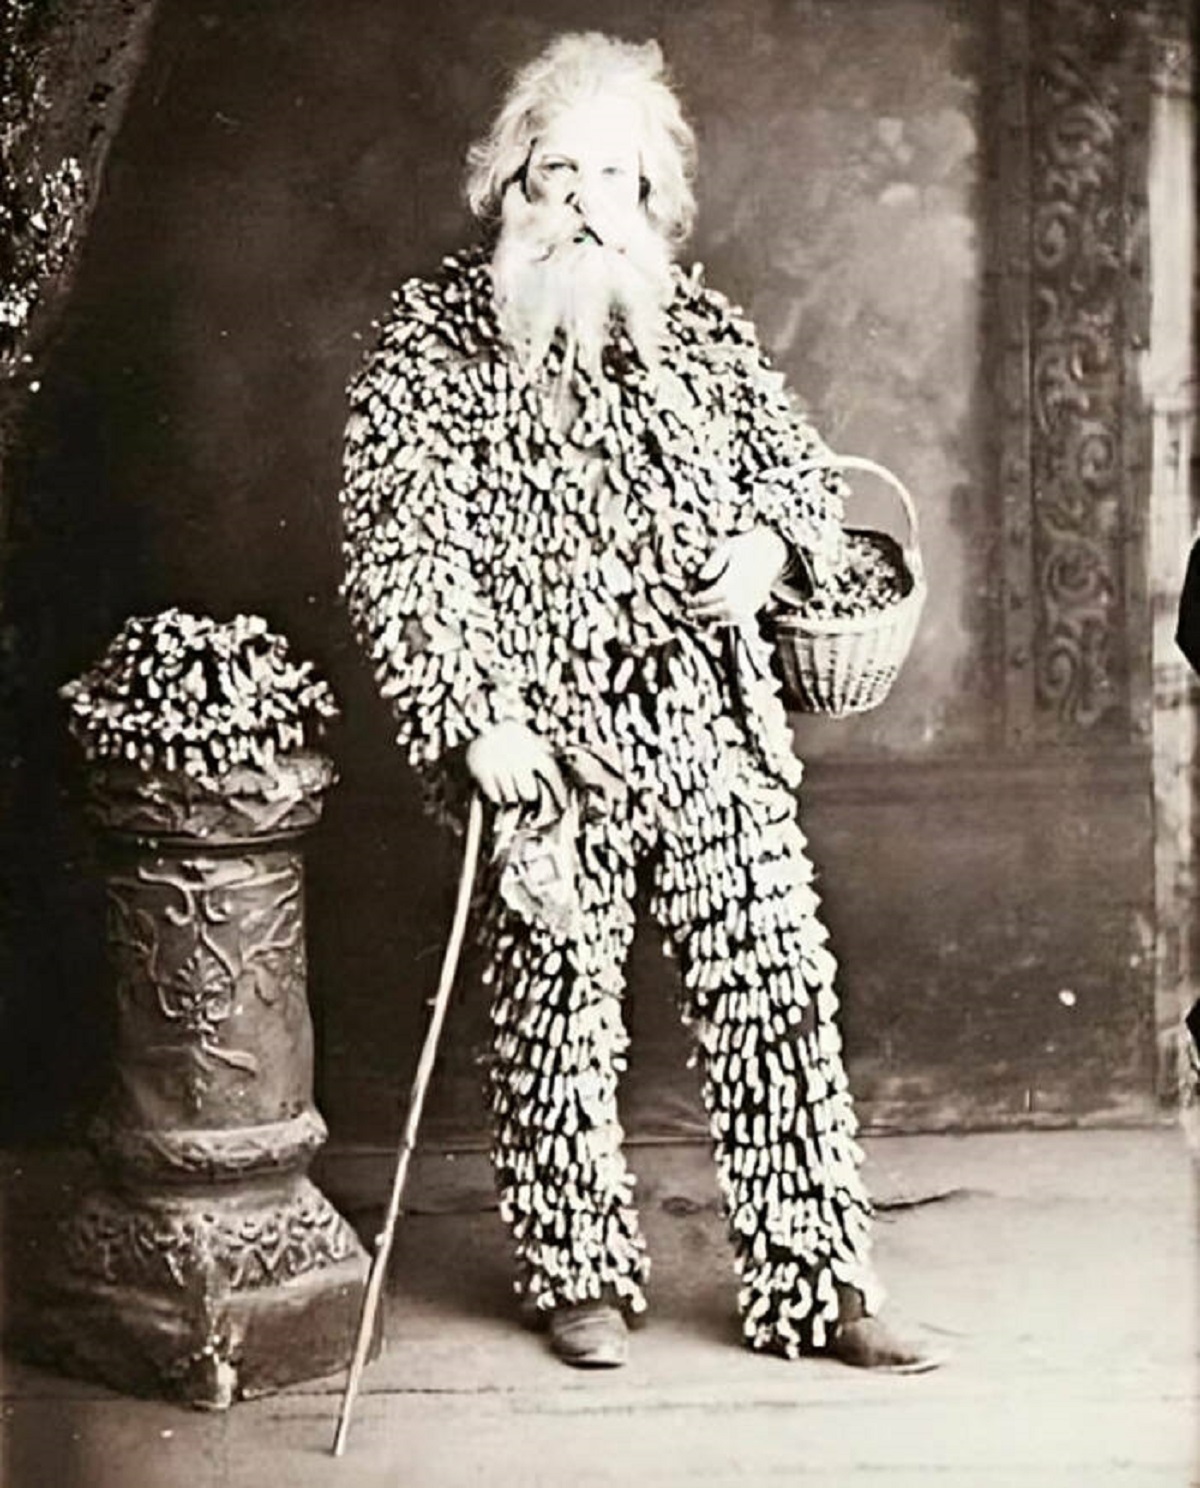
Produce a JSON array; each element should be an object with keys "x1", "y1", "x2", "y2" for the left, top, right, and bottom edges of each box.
[
  {"x1": 829, "y1": 1317, "x2": 945, "y2": 1374},
  {"x1": 548, "y1": 1303, "x2": 629, "y2": 1369}
]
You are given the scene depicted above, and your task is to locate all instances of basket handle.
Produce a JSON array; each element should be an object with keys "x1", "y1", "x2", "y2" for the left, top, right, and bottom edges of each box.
[{"x1": 767, "y1": 454, "x2": 924, "y2": 584}]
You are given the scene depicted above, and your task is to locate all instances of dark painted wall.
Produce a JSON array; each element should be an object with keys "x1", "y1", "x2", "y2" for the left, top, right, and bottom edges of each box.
[{"x1": 0, "y1": 0, "x2": 1156, "y2": 1144}]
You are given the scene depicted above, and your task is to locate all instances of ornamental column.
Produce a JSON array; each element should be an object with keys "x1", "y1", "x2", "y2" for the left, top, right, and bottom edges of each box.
[
  {"x1": 33, "y1": 751, "x2": 369, "y2": 1407},
  {"x1": 26, "y1": 610, "x2": 371, "y2": 1408}
]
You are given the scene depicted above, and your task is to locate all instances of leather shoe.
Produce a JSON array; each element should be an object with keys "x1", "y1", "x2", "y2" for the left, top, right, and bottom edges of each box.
[
  {"x1": 547, "y1": 1300, "x2": 629, "y2": 1369},
  {"x1": 827, "y1": 1285, "x2": 944, "y2": 1373},
  {"x1": 829, "y1": 1315, "x2": 945, "y2": 1374}
]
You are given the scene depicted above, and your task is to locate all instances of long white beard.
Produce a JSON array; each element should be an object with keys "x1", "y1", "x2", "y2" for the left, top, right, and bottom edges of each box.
[{"x1": 489, "y1": 184, "x2": 675, "y2": 383}]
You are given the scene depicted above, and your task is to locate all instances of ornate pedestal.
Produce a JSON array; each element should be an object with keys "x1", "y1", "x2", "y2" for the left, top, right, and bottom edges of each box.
[{"x1": 35, "y1": 752, "x2": 369, "y2": 1408}]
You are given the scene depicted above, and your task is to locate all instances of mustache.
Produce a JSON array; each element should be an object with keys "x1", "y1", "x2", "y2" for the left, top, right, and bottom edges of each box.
[
  {"x1": 569, "y1": 221, "x2": 603, "y2": 247},
  {"x1": 501, "y1": 188, "x2": 633, "y2": 260}
]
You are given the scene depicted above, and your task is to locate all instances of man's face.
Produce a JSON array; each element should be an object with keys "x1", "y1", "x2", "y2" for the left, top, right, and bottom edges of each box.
[
  {"x1": 523, "y1": 97, "x2": 643, "y2": 245},
  {"x1": 490, "y1": 93, "x2": 671, "y2": 380}
]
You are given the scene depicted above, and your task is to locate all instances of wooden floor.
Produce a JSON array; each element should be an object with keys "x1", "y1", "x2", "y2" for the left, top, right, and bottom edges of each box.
[{"x1": 1, "y1": 1128, "x2": 1196, "y2": 1487}]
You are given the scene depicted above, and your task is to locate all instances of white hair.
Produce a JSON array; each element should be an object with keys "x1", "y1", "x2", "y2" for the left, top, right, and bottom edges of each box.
[{"x1": 465, "y1": 32, "x2": 697, "y2": 247}]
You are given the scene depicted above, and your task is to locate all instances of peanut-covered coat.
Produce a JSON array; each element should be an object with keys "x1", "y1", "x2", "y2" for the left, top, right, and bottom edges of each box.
[{"x1": 338, "y1": 247, "x2": 881, "y2": 1356}]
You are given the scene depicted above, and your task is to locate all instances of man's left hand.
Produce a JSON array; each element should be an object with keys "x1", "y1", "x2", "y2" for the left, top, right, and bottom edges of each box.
[{"x1": 685, "y1": 527, "x2": 789, "y2": 625}]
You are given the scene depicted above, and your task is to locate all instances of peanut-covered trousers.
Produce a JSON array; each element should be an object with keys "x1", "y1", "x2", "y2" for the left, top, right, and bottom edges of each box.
[{"x1": 479, "y1": 672, "x2": 883, "y2": 1357}]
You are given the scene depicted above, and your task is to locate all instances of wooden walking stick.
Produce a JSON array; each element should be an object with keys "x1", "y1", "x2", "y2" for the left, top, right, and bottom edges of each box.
[{"x1": 331, "y1": 792, "x2": 485, "y2": 1456}]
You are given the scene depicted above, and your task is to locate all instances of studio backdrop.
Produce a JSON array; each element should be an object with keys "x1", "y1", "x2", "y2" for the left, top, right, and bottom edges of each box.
[{"x1": 2, "y1": 0, "x2": 1179, "y2": 1147}]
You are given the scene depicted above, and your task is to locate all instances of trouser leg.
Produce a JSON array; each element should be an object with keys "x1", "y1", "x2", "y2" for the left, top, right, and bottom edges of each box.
[
  {"x1": 651, "y1": 756, "x2": 882, "y2": 1356},
  {"x1": 482, "y1": 810, "x2": 649, "y2": 1317}
]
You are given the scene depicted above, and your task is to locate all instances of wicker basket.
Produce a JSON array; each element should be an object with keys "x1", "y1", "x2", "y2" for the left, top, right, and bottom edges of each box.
[{"x1": 767, "y1": 455, "x2": 926, "y2": 716}]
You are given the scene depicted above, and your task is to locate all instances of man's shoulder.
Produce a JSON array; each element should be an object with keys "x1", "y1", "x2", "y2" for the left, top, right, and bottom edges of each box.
[
  {"x1": 349, "y1": 249, "x2": 491, "y2": 400},
  {"x1": 388, "y1": 249, "x2": 488, "y2": 327},
  {"x1": 669, "y1": 262, "x2": 762, "y2": 350}
]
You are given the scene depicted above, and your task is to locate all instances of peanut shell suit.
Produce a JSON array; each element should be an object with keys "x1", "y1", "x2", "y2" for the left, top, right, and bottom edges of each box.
[{"x1": 339, "y1": 247, "x2": 883, "y2": 1355}]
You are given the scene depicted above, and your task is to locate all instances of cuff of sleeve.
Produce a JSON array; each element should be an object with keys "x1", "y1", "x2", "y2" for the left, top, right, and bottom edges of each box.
[
  {"x1": 397, "y1": 659, "x2": 530, "y2": 771},
  {"x1": 753, "y1": 468, "x2": 846, "y2": 591}
]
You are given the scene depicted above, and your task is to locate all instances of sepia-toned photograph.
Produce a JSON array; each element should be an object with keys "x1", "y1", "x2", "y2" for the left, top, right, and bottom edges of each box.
[{"x1": 0, "y1": 2, "x2": 1195, "y2": 1483}]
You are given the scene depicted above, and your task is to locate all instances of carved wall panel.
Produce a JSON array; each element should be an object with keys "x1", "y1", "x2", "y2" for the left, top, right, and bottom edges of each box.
[{"x1": 996, "y1": 0, "x2": 1152, "y2": 745}]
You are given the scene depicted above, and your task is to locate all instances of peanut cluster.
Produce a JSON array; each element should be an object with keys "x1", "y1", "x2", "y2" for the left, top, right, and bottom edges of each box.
[
  {"x1": 784, "y1": 532, "x2": 907, "y2": 621},
  {"x1": 60, "y1": 608, "x2": 339, "y2": 787}
]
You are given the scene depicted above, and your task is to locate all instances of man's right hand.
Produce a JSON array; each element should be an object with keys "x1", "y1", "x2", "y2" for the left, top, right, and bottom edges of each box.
[{"x1": 465, "y1": 720, "x2": 568, "y2": 812}]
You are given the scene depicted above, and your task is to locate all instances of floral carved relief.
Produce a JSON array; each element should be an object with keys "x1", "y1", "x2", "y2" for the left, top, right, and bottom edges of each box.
[
  {"x1": 63, "y1": 1185, "x2": 359, "y2": 1291},
  {"x1": 107, "y1": 851, "x2": 305, "y2": 1107}
]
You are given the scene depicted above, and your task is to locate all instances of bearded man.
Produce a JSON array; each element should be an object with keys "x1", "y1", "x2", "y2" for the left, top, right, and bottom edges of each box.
[{"x1": 339, "y1": 31, "x2": 937, "y2": 1374}]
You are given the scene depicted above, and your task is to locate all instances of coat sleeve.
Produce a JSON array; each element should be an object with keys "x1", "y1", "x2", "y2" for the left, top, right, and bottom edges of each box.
[
  {"x1": 338, "y1": 325, "x2": 530, "y2": 773},
  {"x1": 727, "y1": 336, "x2": 847, "y2": 590},
  {"x1": 690, "y1": 281, "x2": 847, "y2": 589}
]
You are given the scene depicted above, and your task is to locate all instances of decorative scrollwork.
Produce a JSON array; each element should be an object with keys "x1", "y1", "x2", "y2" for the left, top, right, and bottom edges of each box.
[
  {"x1": 1037, "y1": 531, "x2": 1119, "y2": 727},
  {"x1": 1024, "y1": 0, "x2": 1136, "y2": 735},
  {"x1": 62, "y1": 1183, "x2": 360, "y2": 1292},
  {"x1": 106, "y1": 852, "x2": 305, "y2": 1106},
  {"x1": 83, "y1": 752, "x2": 335, "y2": 841}
]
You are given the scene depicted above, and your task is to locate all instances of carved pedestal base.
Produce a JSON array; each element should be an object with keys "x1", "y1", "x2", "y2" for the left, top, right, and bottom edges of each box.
[
  {"x1": 30, "y1": 753, "x2": 371, "y2": 1407},
  {"x1": 36, "y1": 1178, "x2": 367, "y2": 1408}
]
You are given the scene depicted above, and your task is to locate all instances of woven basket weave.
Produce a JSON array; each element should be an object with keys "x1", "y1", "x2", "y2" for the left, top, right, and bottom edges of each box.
[{"x1": 768, "y1": 456, "x2": 926, "y2": 716}]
